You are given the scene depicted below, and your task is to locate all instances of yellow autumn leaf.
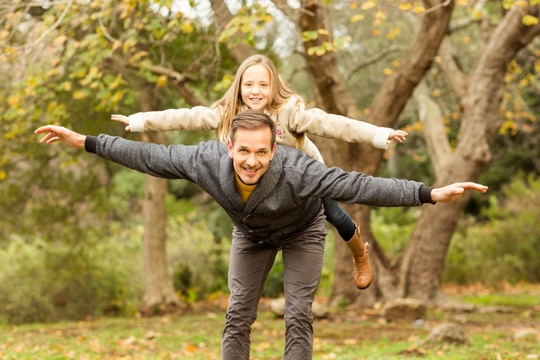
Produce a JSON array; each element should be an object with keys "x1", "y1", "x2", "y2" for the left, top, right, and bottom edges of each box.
[
  {"x1": 399, "y1": 3, "x2": 412, "y2": 10},
  {"x1": 61, "y1": 81, "x2": 72, "y2": 91},
  {"x1": 522, "y1": 15, "x2": 539, "y2": 26},
  {"x1": 7, "y1": 96, "x2": 19, "y2": 107},
  {"x1": 89, "y1": 67, "x2": 99, "y2": 76},
  {"x1": 462, "y1": 36, "x2": 470, "y2": 43},
  {"x1": 383, "y1": 68, "x2": 392, "y2": 75},
  {"x1": 350, "y1": 3, "x2": 358, "y2": 9},
  {"x1": 112, "y1": 91, "x2": 123, "y2": 102},
  {"x1": 53, "y1": 35, "x2": 68, "y2": 46},
  {"x1": 514, "y1": 0, "x2": 528, "y2": 6},
  {"x1": 181, "y1": 21, "x2": 194, "y2": 33},
  {"x1": 413, "y1": 6, "x2": 425, "y2": 13},
  {"x1": 156, "y1": 75, "x2": 167, "y2": 87},
  {"x1": 318, "y1": 29, "x2": 329, "y2": 35},
  {"x1": 73, "y1": 90, "x2": 87, "y2": 99},
  {"x1": 372, "y1": 29, "x2": 381, "y2": 36},
  {"x1": 473, "y1": 10, "x2": 483, "y2": 19},
  {"x1": 350, "y1": 14, "x2": 365, "y2": 22},
  {"x1": 0, "y1": 171, "x2": 6, "y2": 180},
  {"x1": 393, "y1": 60, "x2": 400, "y2": 67},
  {"x1": 361, "y1": 1, "x2": 376, "y2": 10}
]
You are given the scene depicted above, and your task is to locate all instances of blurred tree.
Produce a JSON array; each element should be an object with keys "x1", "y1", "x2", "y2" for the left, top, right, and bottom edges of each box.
[{"x1": 1, "y1": 0, "x2": 539, "y2": 314}]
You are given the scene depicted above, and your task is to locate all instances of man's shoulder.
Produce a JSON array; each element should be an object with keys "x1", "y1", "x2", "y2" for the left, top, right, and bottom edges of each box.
[
  {"x1": 275, "y1": 144, "x2": 314, "y2": 163},
  {"x1": 193, "y1": 139, "x2": 227, "y2": 152}
]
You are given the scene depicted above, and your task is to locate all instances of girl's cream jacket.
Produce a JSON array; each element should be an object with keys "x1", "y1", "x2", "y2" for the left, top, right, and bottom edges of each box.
[{"x1": 128, "y1": 96, "x2": 394, "y2": 163}]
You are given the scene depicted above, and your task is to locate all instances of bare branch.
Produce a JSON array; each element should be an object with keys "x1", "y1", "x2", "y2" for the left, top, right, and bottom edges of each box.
[
  {"x1": 422, "y1": 0, "x2": 452, "y2": 16},
  {"x1": 271, "y1": 0, "x2": 300, "y2": 23},
  {"x1": 17, "y1": 0, "x2": 73, "y2": 55},
  {"x1": 345, "y1": 45, "x2": 408, "y2": 79}
]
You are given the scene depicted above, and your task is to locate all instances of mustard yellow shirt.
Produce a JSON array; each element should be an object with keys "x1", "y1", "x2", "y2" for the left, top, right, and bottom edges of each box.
[{"x1": 234, "y1": 172, "x2": 257, "y2": 204}]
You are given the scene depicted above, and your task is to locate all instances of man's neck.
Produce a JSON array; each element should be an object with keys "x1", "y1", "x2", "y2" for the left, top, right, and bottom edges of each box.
[{"x1": 234, "y1": 172, "x2": 257, "y2": 204}]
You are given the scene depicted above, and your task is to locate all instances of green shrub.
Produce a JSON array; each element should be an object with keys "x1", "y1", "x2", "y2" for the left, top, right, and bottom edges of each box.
[
  {"x1": 0, "y1": 232, "x2": 143, "y2": 324},
  {"x1": 443, "y1": 174, "x2": 540, "y2": 285},
  {"x1": 372, "y1": 207, "x2": 419, "y2": 257},
  {"x1": 263, "y1": 253, "x2": 284, "y2": 298}
]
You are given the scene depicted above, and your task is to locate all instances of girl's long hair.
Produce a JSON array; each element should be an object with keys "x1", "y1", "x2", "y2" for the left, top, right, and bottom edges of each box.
[{"x1": 213, "y1": 54, "x2": 303, "y2": 141}]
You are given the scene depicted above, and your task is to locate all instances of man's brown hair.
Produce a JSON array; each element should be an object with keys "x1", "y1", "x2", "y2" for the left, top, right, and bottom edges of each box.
[{"x1": 230, "y1": 110, "x2": 276, "y2": 146}]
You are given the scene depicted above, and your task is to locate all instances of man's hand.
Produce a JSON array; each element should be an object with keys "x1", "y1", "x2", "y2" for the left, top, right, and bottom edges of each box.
[
  {"x1": 431, "y1": 182, "x2": 488, "y2": 203},
  {"x1": 35, "y1": 125, "x2": 86, "y2": 149}
]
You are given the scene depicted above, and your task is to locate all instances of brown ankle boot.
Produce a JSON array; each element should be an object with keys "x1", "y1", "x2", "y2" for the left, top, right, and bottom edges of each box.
[{"x1": 345, "y1": 224, "x2": 372, "y2": 289}]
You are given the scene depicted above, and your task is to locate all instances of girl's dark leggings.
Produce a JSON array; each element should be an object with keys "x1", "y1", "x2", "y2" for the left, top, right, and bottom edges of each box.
[{"x1": 322, "y1": 198, "x2": 356, "y2": 242}]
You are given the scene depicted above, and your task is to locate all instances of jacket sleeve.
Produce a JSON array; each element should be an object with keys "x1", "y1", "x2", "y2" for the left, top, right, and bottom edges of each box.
[
  {"x1": 128, "y1": 106, "x2": 222, "y2": 133},
  {"x1": 86, "y1": 135, "x2": 220, "y2": 183},
  {"x1": 282, "y1": 97, "x2": 393, "y2": 149},
  {"x1": 279, "y1": 149, "x2": 433, "y2": 207}
]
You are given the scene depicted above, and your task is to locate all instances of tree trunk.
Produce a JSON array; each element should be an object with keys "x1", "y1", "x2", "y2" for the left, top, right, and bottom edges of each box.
[
  {"x1": 296, "y1": 0, "x2": 455, "y2": 307},
  {"x1": 403, "y1": 3, "x2": 540, "y2": 306},
  {"x1": 138, "y1": 86, "x2": 182, "y2": 314},
  {"x1": 209, "y1": 0, "x2": 256, "y2": 63}
]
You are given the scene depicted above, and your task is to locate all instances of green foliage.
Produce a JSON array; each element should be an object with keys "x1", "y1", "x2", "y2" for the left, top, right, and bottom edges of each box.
[
  {"x1": 263, "y1": 253, "x2": 284, "y2": 298},
  {"x1": 0, "y1": 233, "x2": 143, "y2": 325},
  {"x1": 165, "y1": 199, "x2": 232, "y2": 300},
  {"x1": 218, "y1": 3, "x2": 273, "y2": 47},
  {"x1": 459, "y1": 292, "x2": 540, "y2": 308},
  {"x1": 371, "y1": 207, "x2": 420, "y2": 257},
  {"x1": 443, "y1": 174, "x2": 540, "y2": 285},
  {"x1": 1, "y1": 290, "x2": 539, "y2": 359}
]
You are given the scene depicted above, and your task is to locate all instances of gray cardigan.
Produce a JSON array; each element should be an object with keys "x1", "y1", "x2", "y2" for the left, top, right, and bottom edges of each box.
[{"x1": 85, "y1": 135, "x2": 433, "y2": 243}]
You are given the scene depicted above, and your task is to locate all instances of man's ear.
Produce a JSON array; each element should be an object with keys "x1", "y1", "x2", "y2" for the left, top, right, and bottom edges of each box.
[
  {"x1": 269, "y1": 143, "x2": 276, "y2": 160},
  {"x1": 227, "y1": 140, "x2": 234, "y2": 158}
]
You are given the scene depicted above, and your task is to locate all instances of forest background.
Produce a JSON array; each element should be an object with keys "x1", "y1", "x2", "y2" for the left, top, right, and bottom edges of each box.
[{"x1": 0, "y1": 0, "x2": 539, "y2": 325}]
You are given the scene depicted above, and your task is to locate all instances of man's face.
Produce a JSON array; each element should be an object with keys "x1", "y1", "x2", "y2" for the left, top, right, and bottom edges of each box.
[
  {"x1": 240, "y1": 64, "x2": 271, "y2": 111},
  {"x1": 227, "y1": 127, "x2": 276, "y2": 185}
]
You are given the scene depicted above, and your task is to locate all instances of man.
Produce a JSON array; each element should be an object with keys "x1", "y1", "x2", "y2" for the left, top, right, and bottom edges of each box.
[{"x1": 35, "y1": 110, "x2": 487, "y2": 360}]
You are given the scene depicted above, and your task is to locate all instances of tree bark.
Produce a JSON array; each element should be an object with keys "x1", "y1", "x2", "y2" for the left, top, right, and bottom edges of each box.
[
  {"x1": 209, "y1": 0, "x2": 256, "y2": 63},
  {"x1": 137, "y1": 86, "x2": 182, "y2": 314},
  {"x1": 295, "y1": 0, "x2": 455, "y2": 306},
  {"x1": 403, "y1": 3, "x2": 540, "y2": 306}
]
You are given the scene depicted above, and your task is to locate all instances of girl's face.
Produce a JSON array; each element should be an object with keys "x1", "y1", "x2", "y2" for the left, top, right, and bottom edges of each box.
[{"x1": 240, "y1": 64, "x2": 271, "y2": 111}]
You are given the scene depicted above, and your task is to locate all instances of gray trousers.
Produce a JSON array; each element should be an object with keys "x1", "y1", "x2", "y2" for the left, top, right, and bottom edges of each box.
[{"x1": 221, "y1": 213, "x2": 327, "y2": 360}]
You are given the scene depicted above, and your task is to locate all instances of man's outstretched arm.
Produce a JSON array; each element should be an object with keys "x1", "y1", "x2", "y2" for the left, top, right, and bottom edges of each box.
[
  {"x1": 431, "y1": 182, "x2": 488, "y2": 203},
  {"x1": 35, "y1": 125, "x2": 86, "y2": 148}
]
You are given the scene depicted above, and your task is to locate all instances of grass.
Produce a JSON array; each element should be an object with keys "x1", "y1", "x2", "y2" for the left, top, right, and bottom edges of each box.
[{"x1": 1, "y1": 284, "x2": 539, "y2": 359}]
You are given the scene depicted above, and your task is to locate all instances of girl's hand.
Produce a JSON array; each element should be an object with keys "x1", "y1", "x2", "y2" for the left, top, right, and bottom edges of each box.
[
  {"x1": 111, "y1": 114, "x2": 131, "y2": 131},
  {"x1": 387, "y1": 130, "x2": 408, "y2": 144}
]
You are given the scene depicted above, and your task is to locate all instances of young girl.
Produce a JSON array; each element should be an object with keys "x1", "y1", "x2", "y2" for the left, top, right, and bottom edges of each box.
[{"x1": 112, "y1": 54, "x2": 407, "y2": 290}]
